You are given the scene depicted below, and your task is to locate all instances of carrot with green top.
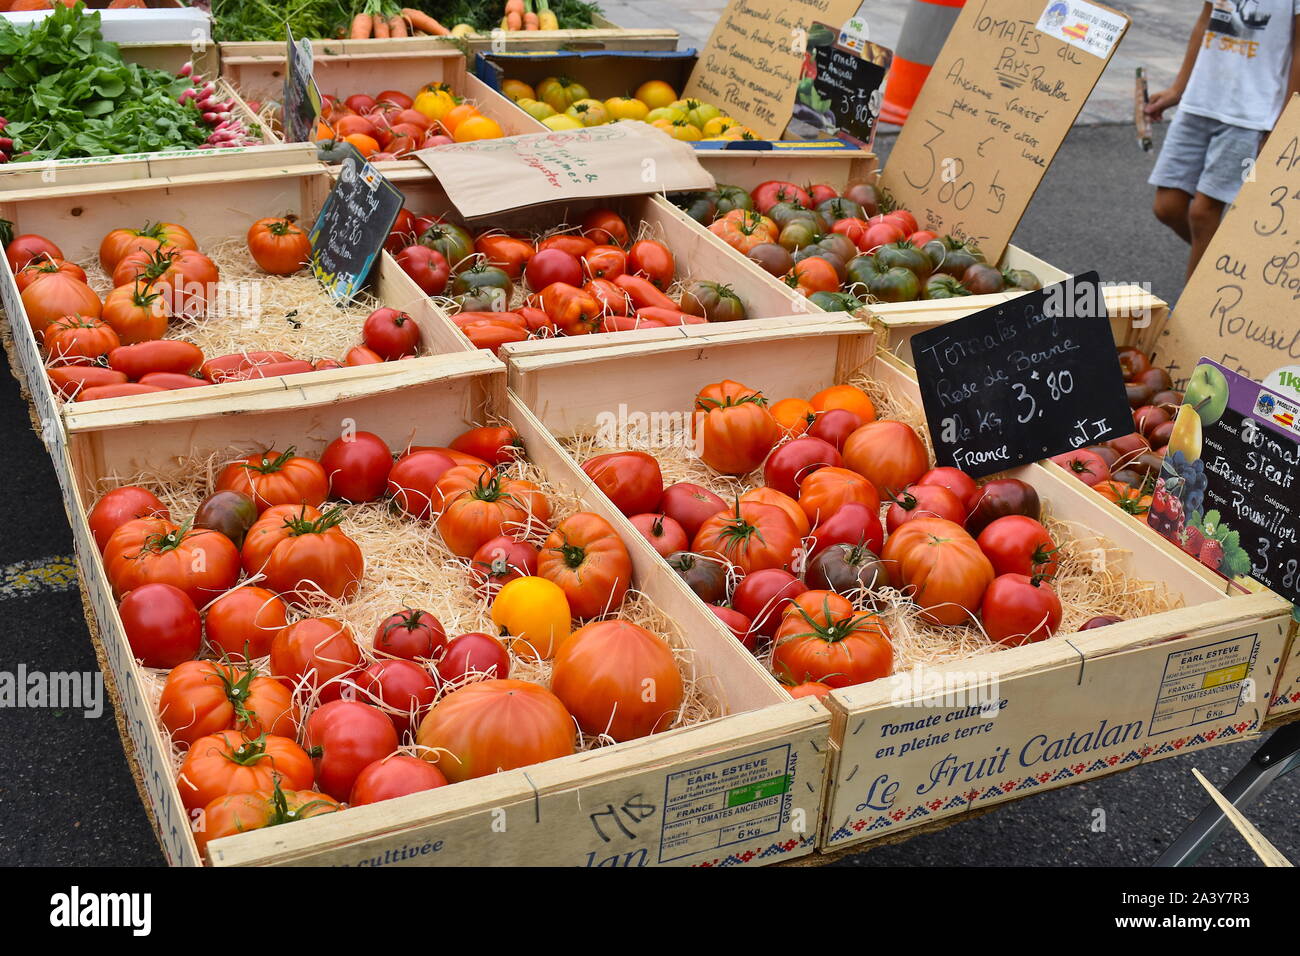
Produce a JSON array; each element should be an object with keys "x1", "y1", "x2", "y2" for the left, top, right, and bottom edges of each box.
[{"x1": 402, "y1": 7, "x2": 450, "y2": 34}]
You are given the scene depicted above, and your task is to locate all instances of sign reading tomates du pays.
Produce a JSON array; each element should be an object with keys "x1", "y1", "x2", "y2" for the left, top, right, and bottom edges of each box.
[
  {"x1": 1162, "y1": 95, "x2": 1300, "y2": 390},
  {"x1": 881, "y1": 0, "x2": 1128, "y2": 263},
  {"x1": 681, "y1": 0, "x2": 863, "y2": 140}
]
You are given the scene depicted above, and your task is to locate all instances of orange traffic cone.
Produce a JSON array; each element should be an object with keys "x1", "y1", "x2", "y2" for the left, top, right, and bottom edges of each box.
[{"x1": 880, "y1": 0, "x2": 967, "y2": 126}]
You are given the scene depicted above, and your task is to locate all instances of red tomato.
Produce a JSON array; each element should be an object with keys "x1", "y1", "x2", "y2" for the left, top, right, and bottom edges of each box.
[
  {"x1": 709, "y1": 605, "x2": 756, "y2": 651},
  {"x1": 537, "y1": 234, "x2": 595, "y2": 258},
  {"x1": 581, "y1": 451, "x2": 664, "y2": 516},
  {"x1": 629, "y1": 513, "x2": 689, "y2": 557},
  {"x1": 581, "y1": 208, "x2": 631, "y2": 246},
  {"x1": 449, "y1": 425, "x2": 520, "y2": 466},
  {"x1": 436, "y1": 631, "x2": 511, "y2": 685},
  {"x1": 387, "y1": 449, "x2": 457, "y2": 520},
  {"x1": 363, "y1": 307, "x2": 421, "y2": 359},
  {"x1": 373, "y1": 609, "x2": 447, "y2": 661},
  {"x1": 525, "y1": 248, "x2": 582, "y2": 289},
  {"x1": 976, "y1": 515, "x2": 1060, "y2": 579},
  {"x1": 916, "y1": 466, "x2": 980, "y2": 510},
  {"x1": 271, "y1": 617, "x2": 361, "y2": 700},
  {"x1": 981, "y1": 573, "x2": 1062, "y2": 646},
  {"x1": 395, "y1": 245, "x2": 449, "y2": 295},
  {"x1": 319, "y1": 431, "x2": 393, "y2": 502},
  {"x1": 118, "y1": 583, "x2": 200, "y2": 668},
  {"x1": 1050, "y1": 449, "x2": 1111, "y2": 487},
  {"x1": 216, "y1": 448, "x2": 328, "y2": 514},
  {"x1": 305, "y1": 700, "x2": 400, "y2": 801},
  {"x1": 88, "y1": 486, "x2": 168, "y2": 552},
  {"x1": 860, "y1": 220, "x2": 905, "y2": 252},
  {"x1": 582, "y1": 244, "x2": 627, "y2": 280},
  {"x1": 349, "y1": 754, "x2": 448, "y2": 806},
  {"x1": 626, "y1": 240, "x2": 675, "y2": 289},
  {"x1": 204, "y1": 586, "x2": 288, "y2": 660},
  {"x1": 660, "y1": 482, "x2": 728, "y2": 541},
  {"x1": 108, "y1": 340, "x2": 204, "y2": 379},
  {"x1": 732, "y1": 569, "x2": 807, "y2": 638},
  {"x1": 468, "y1": 536, "x2": 539, "y2": 595},
  {"x1": 806, "y1": 409, "x2": 864, "y2": 452},
  {"x1": 351, "y1": 659, "x2": 438, "y2": 731},
  {"x1": 4, "y1": 233, "x2": 63, "y2": 272},
  {"x1": 763, "y1": 436, "x2": 843, "y2": 498},
  {"x1": 805, "y1": 501, "x2": 885, "y2": 558},
  {"x1": 885, "y1": 483, "x2": 967, "y2": 533},
  {"x1": 345, "y1": 345, "x2": 384, "y2": 366},
  {"x1": 752, "y1": 181, "x2": 811, "y2": 214}
]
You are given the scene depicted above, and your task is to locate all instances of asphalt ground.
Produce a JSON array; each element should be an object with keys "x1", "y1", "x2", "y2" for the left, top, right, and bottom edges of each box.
[{"x1": 0, "y1": 123, "x2": 1296, "y2": 868}]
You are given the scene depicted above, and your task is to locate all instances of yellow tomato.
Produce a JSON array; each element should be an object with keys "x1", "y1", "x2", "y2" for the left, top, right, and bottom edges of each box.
[
  {"x1": 491, "y1": 577, "x2": 571, "y2": 658},
  {"x1": 702, "y1": 115, "x2": 737, "y2": 136},
  {"x1": 566, "y1": 98, "x2": 609, "y2": 126},
  {"x1": 664, "y1": 120, "x2": 702, "y2": 141},
  {"x1": 604, "y1": 96, "x2": 649, "y2": 121},
  {"x1": 721, "y1": 124, "x2": 761, "y2": 140},
  {"x1": 635, "y1": 80, "x2": 678, "y2": 110},
  {"x1": 517, "y1": 98, "x2": 557, "y2": 120},
  {"x1": 413, "y1": 88, "x2": 456, "y2": 122},
  {"x1": 454, "y1": 115, "x2": 504, "y2": 142},
  {"x1": 501, "y1": 79, "x2": 535, "y2": 102},
  {"x1": 645, "y1": 105, "x2": 685, "y2": 124},
  {"x1": 542, "y1": 113, "x2": 583, "y2": 131},
  {"x1": 686, "y1": 102, "x2": 722, "y2": 129},
  {"x1": 540, "y1": 77, "x2": 590, "y2": 113}
]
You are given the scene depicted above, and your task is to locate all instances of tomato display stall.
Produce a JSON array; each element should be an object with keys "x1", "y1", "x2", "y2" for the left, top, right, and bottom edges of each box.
[{"x1": 501, "y1": 320, "x2": 1296, "y2": 852}]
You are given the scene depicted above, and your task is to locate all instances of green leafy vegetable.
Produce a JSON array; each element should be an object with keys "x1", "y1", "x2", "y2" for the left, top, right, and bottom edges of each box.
[{"x1": 0, "y1": 4, "x2": 208, "y2": 161}]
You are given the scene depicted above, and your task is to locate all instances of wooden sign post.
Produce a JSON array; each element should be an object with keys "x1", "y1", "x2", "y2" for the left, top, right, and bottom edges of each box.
[
  {"x1": 681, "y1": 0, "x2": 863, "y2": 140},
  {"x1": 881, "y1": 0, "x2": 1129, "y2": 262},
  {"x1": 1162, "y1": 95, "x2": 1300, "y2": 389}
]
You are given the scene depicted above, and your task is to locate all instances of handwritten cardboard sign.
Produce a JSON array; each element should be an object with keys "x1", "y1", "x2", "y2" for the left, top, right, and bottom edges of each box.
[
  {"x1": 910, "y1": 272, "x2": 1132, "y2": 477},
  {"x1": 1162, "y1": 95, "x2": 1300, "y2": 390},
  {"x1": 881, "y1": 0, "x2": 1128, "y2": 262},
  {"x1": 791, "y1": 21, "x2": 890, "y2": 148},
  {"x1": 284, "y1": 28, "x2": 323, "y2": 144},
  {"x1": 1147, "y1": 359, "x2": 1300, "y2": 605},
  {"x1": 308, "y1": 153, "x2": 404, "y2": 304},
  {"x1": 415, "y1": 124, "x2": 714, "y2": 219},
  {"x1": 681, "y1": 0, "x2": 862, "y2": 140}
]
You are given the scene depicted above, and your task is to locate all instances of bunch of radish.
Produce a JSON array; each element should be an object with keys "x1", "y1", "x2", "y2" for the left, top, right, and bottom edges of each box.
[{"x1": 176, "y1": 62, "x2": 260, "y2": 150}]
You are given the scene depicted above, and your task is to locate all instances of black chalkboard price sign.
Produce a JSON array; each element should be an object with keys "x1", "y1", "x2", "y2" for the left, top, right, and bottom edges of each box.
[
  {"x1": 308, "y1": 154, "x2": 405, "y2": 304},
  {"x1": 910, "y1": 272, "x2": 1133, "y2": 478},
  {"x1": 1147, "y1": 359, "x2": 1300, "y2": 605}
]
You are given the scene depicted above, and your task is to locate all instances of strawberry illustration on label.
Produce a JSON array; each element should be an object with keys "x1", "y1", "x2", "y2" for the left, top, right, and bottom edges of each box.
[{"x1": 1199, "y1": 538, "x2": 1225, "y2": 572}]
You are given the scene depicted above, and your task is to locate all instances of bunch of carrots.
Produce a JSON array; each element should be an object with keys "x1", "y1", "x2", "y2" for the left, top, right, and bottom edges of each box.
[
  {"x1": 502, "y1": 0, "x2": 559, "y2": 30},
  {"x1": 350, "y1": 2, "x2": 450, "y2": 38}
]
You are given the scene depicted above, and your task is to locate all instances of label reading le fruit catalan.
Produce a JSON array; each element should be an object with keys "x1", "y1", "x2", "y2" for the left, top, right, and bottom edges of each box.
[
  {"x1": 910, "y1": 272, "x2": 1133, "y2": 478},
  {"x1": 879, "y1": 0, "x2": 1128, "y2": 263},
  {"x1": 308, "y1": 154, "x2": 404, "y2": 304},
  {"x1": 1147, "y1": 358, "x2": 1300, "y2": 605}
]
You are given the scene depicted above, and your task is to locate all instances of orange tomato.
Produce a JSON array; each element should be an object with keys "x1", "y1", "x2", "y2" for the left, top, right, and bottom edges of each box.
[
  {"x1": 440, "y1": 103, "x2": 478, "y2": 133},
  {"x1": 343, "y1": 133, "x2": 379, "y2": 157},
  {"x1": 454, "y1": 115, "x2": 504, "y2": 142},
  {"x1": 770, "y1": 397, "x2": 816, "y2": 437},
  {"x1": 810, "y1": 384, "x2": 877, "y2": 423}
]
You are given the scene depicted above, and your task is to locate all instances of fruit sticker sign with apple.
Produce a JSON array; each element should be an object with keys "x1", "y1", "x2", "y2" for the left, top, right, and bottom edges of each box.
[
  {"x1": 284, "y1": 27, "x2": 323, "y2": 144},
  {"x1": 1149, "y1": 358, "x2": 1300, "y2": 604},
  {"x1": 910, "y1": 272, "x2": 1133, "y2": 478},
  {"x1": 308, "y1": 155, "x2": 405, "y2": 304}
]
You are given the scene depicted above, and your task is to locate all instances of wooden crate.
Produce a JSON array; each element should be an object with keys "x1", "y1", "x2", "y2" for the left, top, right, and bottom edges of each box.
[
  {"x1": 871, "y1": 284, "x2": 1170, "y2": 366},
  {"x1": 0, "y1": 162, "x2": 465, "y2": 455},
  {"x1": 501, "y1": 319, "x2": 1296, "y2": 855},
  {"x1": 376, "y1": 167, "x2": 815, "y2": 349},
  {"x1": 57, "y1": 350, "x2": 829, "y2": 867},
  {"x1": 220, "y1": 44, "x2": 545, "y2": 175}
]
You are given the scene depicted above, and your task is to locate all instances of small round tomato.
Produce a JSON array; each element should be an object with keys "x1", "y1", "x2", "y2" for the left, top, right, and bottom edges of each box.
[
  {"x1": 805, "y1": 501, "x2": 885, "y2": 558},
  {"x1": 660, "y1": 482, "x2": 727, "y2": 540},
  {"x1": 732, "y1": 569, "x2": 807, "y2": 639},
  {"x1": 319, "y1": 431, "x2": 393, "y2": 503},
  {"x1": 205, "y1": 586, "x2": 288, "y2": 660},
  {"x1": 581, "y1": 451, "x2": 664, "y2": 516},
  {"x1": 349, "y1": 754, "x2": 448, "y2": 806},
  {"x1": 981, "y1": 573, "x2": 1062, "y2": 646},
  {"x1": 271, "y1": 617, "x2": 361, "y2": 700},
  {"x1": 709, "y1": 605, "x2": 756, "y2": 651},
  {"x1": 1050, "y1": 449, "x2": 1111, "y2": 487},
  {"x1": 119, "y1": 583, "x2": 200, "y2": 668},
  {"x1": 525, "y1": 248, "x2": 583, "y2": 289},
  {"x1": 363, "y1": 307, "x2": 421, "y2": 359},
  {"x1": 582, "y1": 208, "x2": 631, "y2": 246},
  {"x1": 627, "y1": 240, "x2": 674, "y2": 290},
  {"x1": 305, "y1": 700, "x2": 400, "y2": 801},
  {"x1": 763, "y1": 436, "x2": 843, "y2": 498},
  {"x1": 468, "y1": 536, "x2": 539, "y2": 595},
  {"x1": 374, "y1": 609, "x2": 447, "y2": 661},
  {"x1": 193, "y1": 491, "x2": 258, "y2": 548},
  {"x1": 88, "y1": 486, "x2": 169, "y2": 552},
  {"x1": 395, "y1": 245, "x2": 450, "y2": 295},
  {"x1": 916, "y1": 466, "x2": 980, "y2": 510},
  {"x1": 351, "y1": 659, "x2": 438, "y2": 732},
  {"x1": 449, "y1": 425, "x2": 520, "y2": 466},
  {"x1": 977, "y1": 515, "x2": 1060, "y2": 579},
  {"x1": 885, "y1": 483, "x2": 967, "y2": 533},
  {"x1": 437, "y1": 632, "x2": 511, "y2": 685},
  {"x1": 630, "y1": 513, "x2": 689, "y2": 557},
  {"x1": 965, "y1": 478, "x2": 1042, "y2": 537},
  {"x1": 666, "y1": 551, "x2": 729, "y2": 604},
  {"x1": 387, "y1": 449, "x2": 457, "y2": 520},
  {"x1": 806, "y1": 408, "x2": 864, "y2": 451}
]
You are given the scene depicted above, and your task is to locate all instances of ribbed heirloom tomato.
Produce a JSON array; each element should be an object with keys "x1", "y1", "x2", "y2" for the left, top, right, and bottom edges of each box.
[
  {"x1": 99, "y1": 222, "x2": 196, "y2": 271},
  {"x1": 551, "y1": 621, "x2": 684, "y2": 742},
  {"x1": 741, "y1": 487, "x2": 810, "y2": 538},
  {"x1": 416, "y1": 679, "x2": 575, "y2": 783},
  {"x1": 436, "y1": 465, "x2": 549, "y2": 558},
  {"x1": 177, "y1": 730, "x2": 313, "y2": 810},
  {"x1": 538, "y1": 511, "x2": 633, "y2": 619},
  {"x1": 882, "y1": 518, "x2": 995, "y2": 625},
  {"x1": 196, "y1": 787, "x2": 339, "y2": 858},
  {"x1": 158, "y1": 659, "x2": 296, "y2": 748},
  {"x1": 242, "y1": 504, "x2": 364, "y2": 604},
  {"x1": 798, "y1": 466, "x2": 880, "y2": 525},
  {"x1": 216, "y1": 447, "x2": 328, "y2": 513},
  {"x1": 104, "y1": 517, "x2": 240, "y2": 605},
  {"x1": 693, "y1": 500, "x2": 801, "y2": 575},
  {"x1": 271, "y1": 617, "x2": 362, "y2": 700},
  {"x1": 42, "y1": 315, "x2": 119, "y2": 362},
  {"x1": 842, "y1": 420, "x2": 929, "y2": 495},
  {"x1": 247, "y1": 217, "x2": 311, "y2": 275},
  {"x1": 693, "y1": 379, "x2": 780, "y2": 475},
  {"x1": 772, "y1": 590, "x2": 893, "y2": 688},
  {"x1": 20, "y1": 271, "x2": 102, "y2": 334}
]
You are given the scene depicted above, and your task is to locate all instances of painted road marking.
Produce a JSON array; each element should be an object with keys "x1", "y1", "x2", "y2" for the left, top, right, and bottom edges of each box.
[{"x1": 0, "y1": 555, "x2": 79, "y2": 600}]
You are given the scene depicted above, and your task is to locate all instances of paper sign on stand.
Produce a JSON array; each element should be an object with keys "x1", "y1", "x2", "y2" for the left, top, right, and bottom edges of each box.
[
  {"x1": 1162, "y1": 95, "x2": 1300, "y2": 390},
  {"x1": 880, "y1": 0, "x2": 1129, "y2": 263},
  {"x1": 415, "y1": 123, "x2": 715, "y2": 220}
]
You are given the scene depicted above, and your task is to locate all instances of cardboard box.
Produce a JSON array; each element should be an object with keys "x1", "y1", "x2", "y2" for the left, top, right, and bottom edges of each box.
[
  {"x1": 501, "y1": 320, "x2": 1296, "y2": 855},
  {"x1": 57, "y1": 351, "x2": 829, "y2": 867}
]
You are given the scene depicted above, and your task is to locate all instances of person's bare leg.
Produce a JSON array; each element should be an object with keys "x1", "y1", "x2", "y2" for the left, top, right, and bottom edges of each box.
[
  {"x1": 1187, "y1": 191, "x2": 1225, "y2": 279},
  {"x1": 1153, "y1": 186, "x2": 1193, "y2": 243}
]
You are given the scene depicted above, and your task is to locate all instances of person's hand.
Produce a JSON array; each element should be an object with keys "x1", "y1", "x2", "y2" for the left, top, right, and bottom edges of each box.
[{"x1": 1145, "y1": 88, "x2": 1182, "y2": 122}]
